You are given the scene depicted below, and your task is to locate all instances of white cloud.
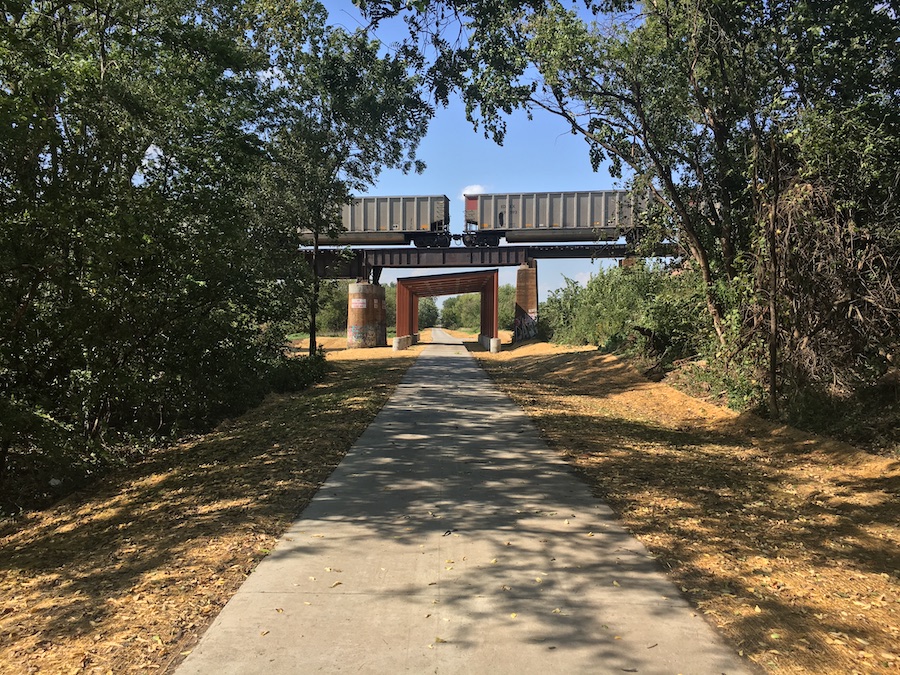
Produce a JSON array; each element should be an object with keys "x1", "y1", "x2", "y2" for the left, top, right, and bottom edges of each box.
[
  {"x1": 133, "y1": 144, "x2": 164, "y2": 185},
  {"x1": 141, "y1": 144, "x2": 163, "y2": 168},
  {"x1": 258, "y1": 66, "x2": 285, "y2": 85},
  {"x1": 574, "y1": 272, "x2": 592, "y2": 286},
  {"x1": 459, "y1": 184, "x2": 488, "y2": 201}
]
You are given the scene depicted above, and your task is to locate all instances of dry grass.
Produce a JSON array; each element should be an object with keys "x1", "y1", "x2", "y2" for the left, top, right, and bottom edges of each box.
[
  {"x1": 3, "y1": 335, "x2": 897, "y2": 674},
  {"x1": 474, "y1": 341, "x2": 900, "y2": 674},
  {"x1": 0, "y1": 346, "x2": 421, "y2": 674}
]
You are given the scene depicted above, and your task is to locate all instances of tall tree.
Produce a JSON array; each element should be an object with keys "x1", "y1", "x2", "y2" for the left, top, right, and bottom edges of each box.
[
  {"x1": 0, "y1": 0, "x2": 430, "y2": 498},
  {"x1": 256, "y1": 22, "x2": 430, "y2": 354},
  {"x1": 418, "y1": 297, "x2": 440, "y2": 329},
  {"x1": 362, "y1": 0, "x2": 900, "y2": 412}
]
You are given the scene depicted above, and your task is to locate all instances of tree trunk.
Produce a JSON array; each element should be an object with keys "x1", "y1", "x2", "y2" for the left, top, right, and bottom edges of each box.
[
  {"x1": 309, "y1": 231, "x2": 319, "y2": 357},
  {"x1": 0, "y1": 437, "x2": 10, "y2": 497},
  {"x1": 655, "y1": 171, "x2": 728, "y2": 345},
  {"x1": 768, "y1": 142, "x2": 780, "y2": 417}
]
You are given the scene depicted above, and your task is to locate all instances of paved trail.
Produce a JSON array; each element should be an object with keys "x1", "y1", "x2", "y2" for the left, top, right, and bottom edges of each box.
[{"x1": 177, "y1": 329, "x2": 753, "y2": 674}]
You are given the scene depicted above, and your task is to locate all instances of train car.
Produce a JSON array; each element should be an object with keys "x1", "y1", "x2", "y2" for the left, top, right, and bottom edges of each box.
[
  {"x1": 462, "y1": 190, "x2": 641, "y2": 246},
  {"x1": 301, "y1": 195, "x2": 451, "y2": 247}
]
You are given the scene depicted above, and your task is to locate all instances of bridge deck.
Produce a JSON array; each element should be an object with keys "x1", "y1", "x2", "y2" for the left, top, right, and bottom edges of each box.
[{"x1": 307, "y1": 244, "x2": 675, "y2": 280}]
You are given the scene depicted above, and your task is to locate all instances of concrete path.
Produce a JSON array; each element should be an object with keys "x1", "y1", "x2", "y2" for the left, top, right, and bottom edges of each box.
[{"x1": 177, "y1": 329, "x2": 753, "y2": 674}]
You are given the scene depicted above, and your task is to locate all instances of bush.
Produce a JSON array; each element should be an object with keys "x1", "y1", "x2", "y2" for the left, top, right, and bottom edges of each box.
[
  {"x1": 271, "y1": 351, "x2": 329, "y2": 394},
  {"x1": 540, "y1": 262, "x2": 709, "y2": 361}
]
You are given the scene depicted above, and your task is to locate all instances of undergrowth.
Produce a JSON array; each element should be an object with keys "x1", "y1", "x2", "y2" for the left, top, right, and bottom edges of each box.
[{"x1": 540, "y1": 261, "x2": 899, "y2": 456}]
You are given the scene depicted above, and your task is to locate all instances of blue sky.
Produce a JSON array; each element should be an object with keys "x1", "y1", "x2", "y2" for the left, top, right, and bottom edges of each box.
[{"x1": 325, "y1": 1, "x2": 624, "y2": 301}]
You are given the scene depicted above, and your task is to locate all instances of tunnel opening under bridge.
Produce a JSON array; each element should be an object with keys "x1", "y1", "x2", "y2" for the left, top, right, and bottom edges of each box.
[{"x1": 395, "y1": 270, "x2": 500, "y2": 353}]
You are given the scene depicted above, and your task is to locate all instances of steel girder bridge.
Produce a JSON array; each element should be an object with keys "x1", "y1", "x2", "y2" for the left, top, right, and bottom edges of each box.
[{"x1": 304, "y1": 243, "x2": 676, "y2": 283}]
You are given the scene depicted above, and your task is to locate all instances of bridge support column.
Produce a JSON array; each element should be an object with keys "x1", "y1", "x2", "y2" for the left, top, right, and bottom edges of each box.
[
  {"x1": 396, "y1": 281, "x2": 416, "y2": 345},
  {"x1": 477, "y1": 269, "x2": 500, "y2": 351},
  {"x1": 514, "y1": 263, "x2": 539, "y2": 342},
  {"x1": 347, "y1": 283, "x2": 387, "y2": 348}
]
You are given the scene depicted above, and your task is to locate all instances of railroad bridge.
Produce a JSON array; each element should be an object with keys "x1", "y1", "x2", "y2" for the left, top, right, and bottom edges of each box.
[{"x1": 304, "y1": 244, "x2": 674, "y2": 351}]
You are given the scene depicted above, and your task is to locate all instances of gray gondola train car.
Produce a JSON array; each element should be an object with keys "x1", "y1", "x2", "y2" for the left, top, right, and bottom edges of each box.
[
  {"x1": 301, "y1": 195, "x2": 451, "y2": 247},
  {"x1": 463, "y1": 190, "x2": 641, "y2": 246}
]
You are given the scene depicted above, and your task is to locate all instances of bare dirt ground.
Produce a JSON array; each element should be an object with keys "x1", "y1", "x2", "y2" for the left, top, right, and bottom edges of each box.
[
  {"x1": 472, "y1": 339, "x2": 899, "y2": 674},
  {"x1": 2, "y1": 334, "x2": 897, "y2": 674},
  {"x1": 0, "y1": 342, "x2": 422, "y2": 674}
]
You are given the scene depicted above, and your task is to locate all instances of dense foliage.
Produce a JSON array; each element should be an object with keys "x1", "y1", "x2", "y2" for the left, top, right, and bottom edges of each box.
[
  {"x1": 418, "y1": 296, "x2": 439, "y2": 330},
  {"x1": 1, "y1": 0, "x2": 428, "y2": 505},
  {"x1": 440, "y1": 285, "x2": 516, "y2": 332},
  {"x1": 541, "y1": 264, "x2": 707, "y2": 355},
  {"x1": 362, "y1": 0, "x2": 900, "y2": 423}
]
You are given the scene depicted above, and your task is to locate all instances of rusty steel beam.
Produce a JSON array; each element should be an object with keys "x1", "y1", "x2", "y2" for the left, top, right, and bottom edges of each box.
[
  {"x1": 305, "y1": 249, "x2": 368, "y2": 279},
  {"x1": 303, "y1": 244, "x2": 678, "y2": 279},
  {"x1": 363, "y1": 247, "x2": 528, "y2": 268}
]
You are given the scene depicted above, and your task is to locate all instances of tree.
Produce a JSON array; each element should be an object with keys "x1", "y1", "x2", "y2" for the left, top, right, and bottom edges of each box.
[
  {"x1": 316, "y1": 280, "x2": 352, "y2": 335},
  {"x1": 440, "y1": 294, "x2": 481, "y2": 331},
  {"x1": 254, "y1": 21, "x2": 431, "y2": 354},
  {"x1": 498, "y1": 284, "x2": 516, "y2": 331},
  {"x1": 0, "y1": 0, "x2": 431, "y2": 501},
  {"x1": 3, "y1": 0, "x2": 293, "y2": 495},
  {"x1": 384, "y1": 283, "x2": 398, "y2": 330},
  {"x1": 418, "y1": 297, "x2": 439, "y2": 329},
  {"x1": 362, "y1": 0, "x2": 900, "y2": 415},
  {"x1": 437, "y1": 287, "x2": 513, "y2": 332},
  {"x1": 439, "y1": 296, "x2": 461, "y2": 330}
]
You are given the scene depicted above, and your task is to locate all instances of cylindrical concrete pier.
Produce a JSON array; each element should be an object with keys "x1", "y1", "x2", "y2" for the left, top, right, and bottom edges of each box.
[{"x1": 347, "y1": 283, "x2": 387, "y2": 348}]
